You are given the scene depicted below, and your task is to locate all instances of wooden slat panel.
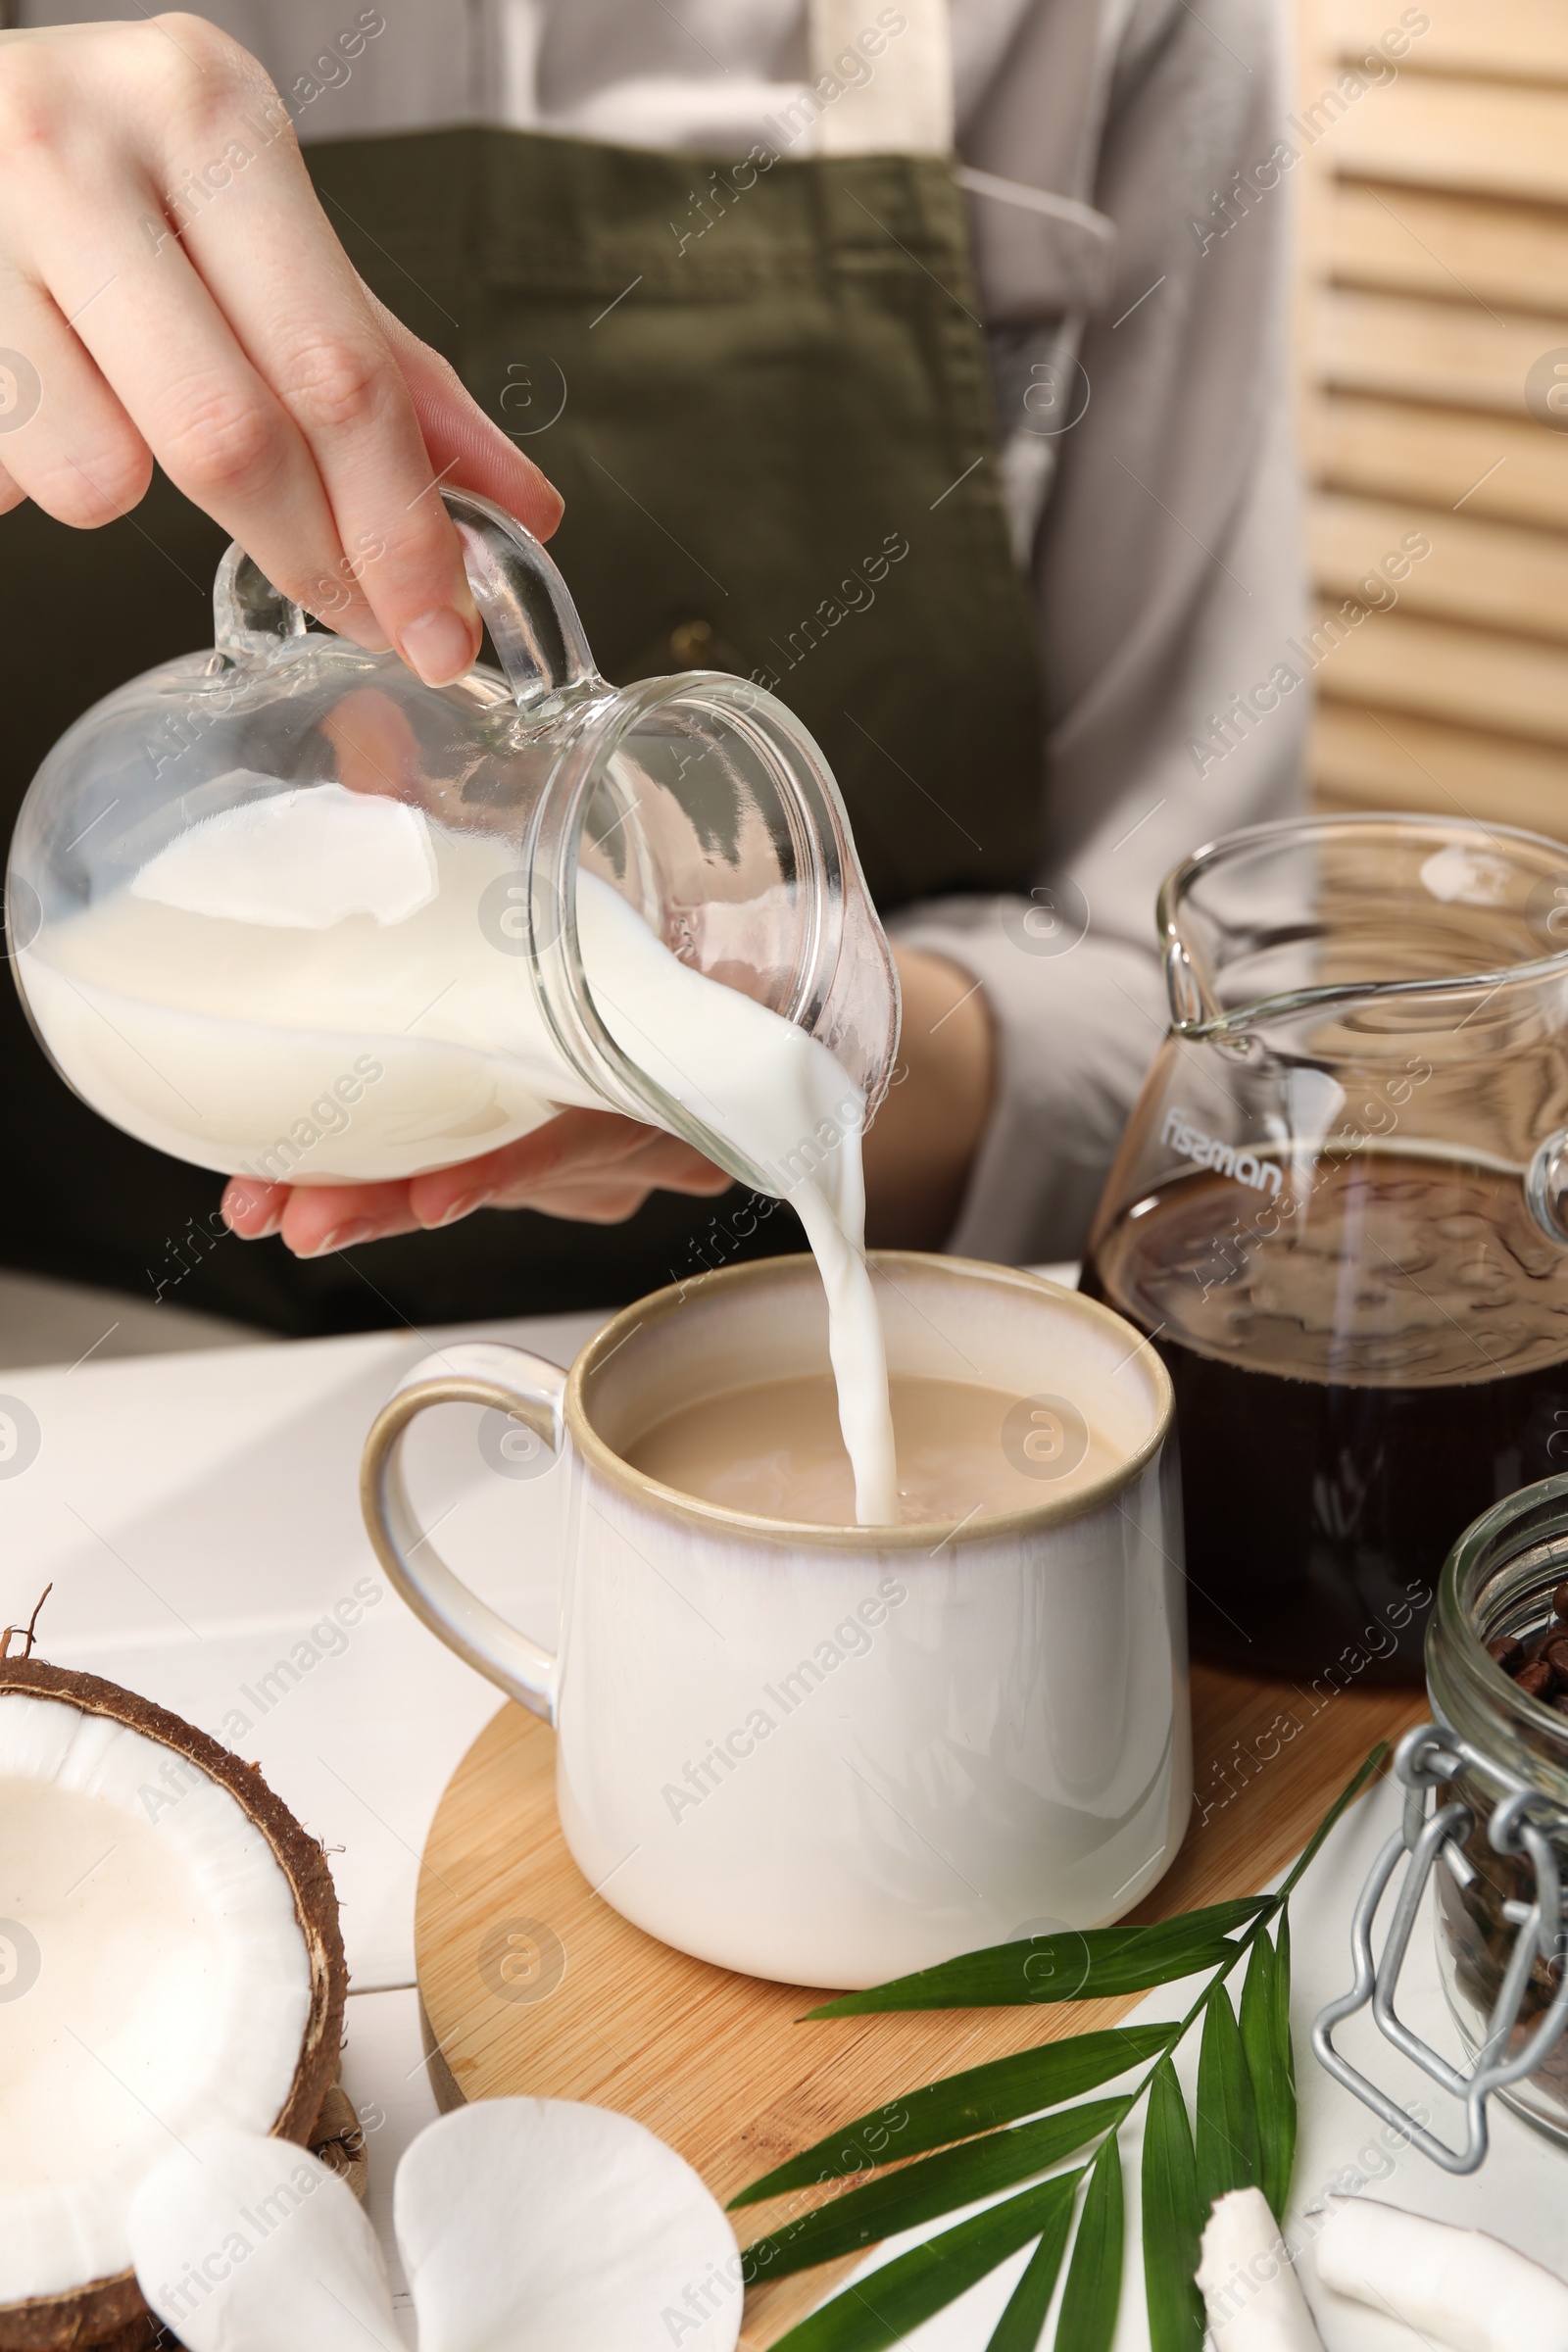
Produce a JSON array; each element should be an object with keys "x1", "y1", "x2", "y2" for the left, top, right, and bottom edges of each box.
[
  {"x1": 1311, "y1": 605, "x2": 1568, "y2": 741},
  {"x1": 1307, "y1": 396, "x2": 1568, "y2": 527},
  {"x1": 1332, "y1": 0, "x2": 1568, "y2": 86},
  {"x1": 1327, "y1": 182, "x2": 1568, "y2": 315},
  {"x1": 1299, "y1": 1, "x2": 1568, "y2": 842},
  {"x1": 1312, "y1": 701, "x2": 1568, "y2": 840},
  {"x1": 1323, "y1": 77, "x2": 1568, "y2": 206},
  {"x1": 1314, "y1": 285, "x2": 1567, "y2": 411},
  {"x1": 1310, "y1": 489, "x2": 1568, "y2": 642}
]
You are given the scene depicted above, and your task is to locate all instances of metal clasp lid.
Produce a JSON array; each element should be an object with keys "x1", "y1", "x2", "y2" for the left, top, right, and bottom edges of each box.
[{"x1": 1311, "y1": 1721, "x2": 1568, "y2": 2174}]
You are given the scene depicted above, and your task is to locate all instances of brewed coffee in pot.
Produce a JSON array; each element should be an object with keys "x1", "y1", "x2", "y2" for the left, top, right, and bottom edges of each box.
[{"x1": 1082, "y1": 815, "x2": 1568, "y2": 1680}]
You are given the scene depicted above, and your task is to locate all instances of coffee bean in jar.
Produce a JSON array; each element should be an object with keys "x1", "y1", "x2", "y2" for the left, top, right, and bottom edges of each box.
[
  {"x1": 1486, "y1": 1583, "x2": 1568, "y2": 1707},
  {"x1": 1429, "y1": 1486, "x2": 1568, "y2": 2146}
]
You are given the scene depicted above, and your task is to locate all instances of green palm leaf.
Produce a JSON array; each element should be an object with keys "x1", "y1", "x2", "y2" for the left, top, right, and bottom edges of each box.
[
  {"x1": 743, "y1": 2102, "x2": 1122, "y2": 2286},
  {"x1": 984, "y1": 2192, "x2": 1076, "y2": 2352},
  {"x1": 770, "y1": 2174, "x2": 1083, "y2": 2352},
  {"x1": 808, "y1": 1903, "x2": 1268, "y2": 2018},
  {"x1": 1195, "y1": 1982, "x2": 1261, "y2": 2217},
  {"x1": 1239, "y1": 1917, "x2": 1296, "y2": 2218},
  {"x1": 733, "y1": 2026, "x2": 1177, "y2": 2207},
  {"x1": 1054, "y1": 2138, "x2": 1123, "y2": 2352},
  {"x1": 1142, "y1": 2055, "x2": 1203, "y2": 2352},
  {"x1": 759, "y1": 1747, "x2": 1390, "y2": 2352}
]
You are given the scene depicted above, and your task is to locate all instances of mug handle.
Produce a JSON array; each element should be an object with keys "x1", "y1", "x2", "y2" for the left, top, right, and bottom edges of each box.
[{"x1": 359, "y1": 1343, "x2": 567, "y2": 1722}]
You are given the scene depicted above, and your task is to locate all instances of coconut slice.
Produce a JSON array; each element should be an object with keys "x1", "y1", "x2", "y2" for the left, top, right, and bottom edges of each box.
[
  {"x1": 1314, "y1": 2194, "x2": 1568, "y2": 2351},
  {"x1": 1198, "y1": 2187, "x2": 1325, "y2": 2350},
  {"x1": 394, "y1": 2097, "x2": 743, "y2": 2351},
  {"x1": 127, "y1": 2128, "x2": 401, "y2": 2351},
  {"x1": 0, "y1": 1658, "x2": 345, "y2": 2352}
]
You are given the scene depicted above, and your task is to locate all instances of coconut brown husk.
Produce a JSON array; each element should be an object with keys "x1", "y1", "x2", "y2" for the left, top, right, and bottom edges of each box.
[
  {"x1": 310, "y1": 2083, "x2": 369, "y2": 2203},
  {"x1": 0, "y1": 1658, "x2": 348, "y2": 2352}
]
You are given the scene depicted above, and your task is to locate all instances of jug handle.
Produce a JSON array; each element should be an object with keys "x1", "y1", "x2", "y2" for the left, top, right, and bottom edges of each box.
[
  {"x1": 360, "y1": 1342, "x2": 566, "y2": 1723},
  {"x1": 1527, "y1": 1129, "x2": 1568, "y2": 1249},
  {"x1": 212, "y1": 543, "x2": 311, "y2": 656},
  {"x1": 443, "y1": 489, "x2": 601, "y2": 715},
  {"x1": 212, "y1": 488, "x2": 600, "y2": 717}
]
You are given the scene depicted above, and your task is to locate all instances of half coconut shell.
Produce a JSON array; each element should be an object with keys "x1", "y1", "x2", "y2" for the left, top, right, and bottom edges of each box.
[{"x1": 0, "y1": 1657, "x2": 347, "y2": 2352}]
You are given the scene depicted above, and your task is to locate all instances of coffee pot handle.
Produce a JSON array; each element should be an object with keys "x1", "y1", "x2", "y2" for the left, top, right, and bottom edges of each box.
[
  {"x1": 360, "y1": 1342, "x2": 566, "y2": 1722},
  {"x1": 213, "y1": 487, "x2": 600, "y2": 717}
]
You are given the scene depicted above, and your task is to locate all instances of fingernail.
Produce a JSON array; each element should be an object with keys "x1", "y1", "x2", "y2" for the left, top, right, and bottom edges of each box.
[
  {"x1": 222, "y1": 1195, "x2": 280, "y2": 1240},
  {"x1": 302, "y1": 1219, "x2": 376, "y2": 1258},
  {"x1": 399, "y1": 606, "x2": 476, "y2": 688},
  {"x1": 430, "y1": 1189, "x2": 494, "y2": 1228}
]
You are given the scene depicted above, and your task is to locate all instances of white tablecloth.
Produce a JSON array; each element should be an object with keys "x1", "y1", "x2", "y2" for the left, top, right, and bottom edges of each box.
[{"x1": 2, "y1": 1298, "x2": 1563, "y2": 2346}]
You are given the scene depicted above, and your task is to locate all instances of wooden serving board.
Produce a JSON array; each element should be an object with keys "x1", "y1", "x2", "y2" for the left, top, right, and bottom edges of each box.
[{"x1": 416, "y1": 1665, "x2": 1427, "y2": 2348}]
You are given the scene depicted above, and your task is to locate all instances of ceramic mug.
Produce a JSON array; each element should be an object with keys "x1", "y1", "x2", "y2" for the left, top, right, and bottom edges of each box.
[{"x1": 360, "y1": 1252, "x2": 1188, "y2": 1989}]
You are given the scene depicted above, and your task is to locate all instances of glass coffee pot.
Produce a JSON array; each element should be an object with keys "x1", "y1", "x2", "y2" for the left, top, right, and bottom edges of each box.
[
  {"x1": 1082, "y1": 813, "x2": 1568, "y2": 1681},
  {"x1": 5, "y1": 492, "x2": 897, "y2": 1199}
]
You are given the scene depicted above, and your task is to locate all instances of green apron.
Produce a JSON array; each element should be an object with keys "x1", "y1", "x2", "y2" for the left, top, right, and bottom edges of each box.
[{"x1": 0, "y1": 128, "x2": 1043, "y2": 1334}]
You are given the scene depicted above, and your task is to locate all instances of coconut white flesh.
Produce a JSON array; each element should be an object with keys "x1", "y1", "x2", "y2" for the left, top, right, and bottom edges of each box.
[
  {"x1": 394, "y1": 2096, "x2": 743, "y2": 2352},
  {"x1": 1314, "y1": 2193, "x2": 1568, "y2": 2352},
  {"x1": 1196, "y1": 2188, "x2": 1325, "y2": 2350},
  {"x1": 127, "y1": 2126, "x2": 401, "y2": 2352},
  {"x1": 0, "y1": 1693, "x2": 311, "y2": 2304}
]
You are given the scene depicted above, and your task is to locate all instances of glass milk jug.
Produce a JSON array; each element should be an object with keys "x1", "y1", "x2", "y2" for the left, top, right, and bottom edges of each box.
[
  {"x1": 4, "y1": 492, "x2": 898, "y2": 1200},
  {"x1": 1080, "y1": 813, "x2": 1568, "y2": 1682}
]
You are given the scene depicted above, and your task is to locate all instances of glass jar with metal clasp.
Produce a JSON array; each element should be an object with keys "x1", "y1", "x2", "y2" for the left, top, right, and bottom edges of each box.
[{"x1": 1314, "y1": 1474, "x2": 1568, "y2": 2169}]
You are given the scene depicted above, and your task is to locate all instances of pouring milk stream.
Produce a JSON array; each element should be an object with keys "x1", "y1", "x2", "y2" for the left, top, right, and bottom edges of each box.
[{"x1": 17, "y1": 783, "x2": 901, "y2": 1525}]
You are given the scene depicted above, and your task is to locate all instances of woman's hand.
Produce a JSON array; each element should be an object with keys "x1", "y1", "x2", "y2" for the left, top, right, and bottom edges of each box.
[
  {"x1": 221, "y1": 1109, "x2": 737, "y2": 1257},
  {"x1": 220, "y1": 950, "x2": 995, "y2": 1255},
  {"x1": 0, "y1": 14, "x2": 561, "y2": 683}
]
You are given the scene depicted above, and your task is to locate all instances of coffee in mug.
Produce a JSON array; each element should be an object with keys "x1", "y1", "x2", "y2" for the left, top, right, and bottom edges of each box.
[{"x1": 627, "y1": 1372, "x2": 1120, "y2": 1525}]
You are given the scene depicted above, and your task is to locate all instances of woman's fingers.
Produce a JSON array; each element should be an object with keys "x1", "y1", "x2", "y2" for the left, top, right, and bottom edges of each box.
[
  {"x1": 0, "y1": 271, "x2": 154, "y2": 527},
  {"x1": 163, "y1": 128, "x2": 483, "y2": 673},
  {"x1": 484, "y1": 1137, "x2": 736, "y2": 1225},
  {"x1": 368, "y1": 292, "x2": 564, "y2": 544},
  {"x1": 410, "y1": 1113, "x2": 733, "y2": 1226},
  {"x1": 2, "y1": 27, "x2": 377, "y2": 636},
  {"x1": 0, "y1": 17, "x2": 564, "y2": 681},
  {"x1": 281, "y1": 1181, "x2": 423, "y2": 1259},
  {"x1": 221, "y1": 1176, "x2": 287, "y2": 1238},
  {"x1": 520, "y1": 1179, "x2": 688, "y2": 1225},
  {"x1": 219, "y1": 1114, "x2": 735, "y2": 1258}
]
